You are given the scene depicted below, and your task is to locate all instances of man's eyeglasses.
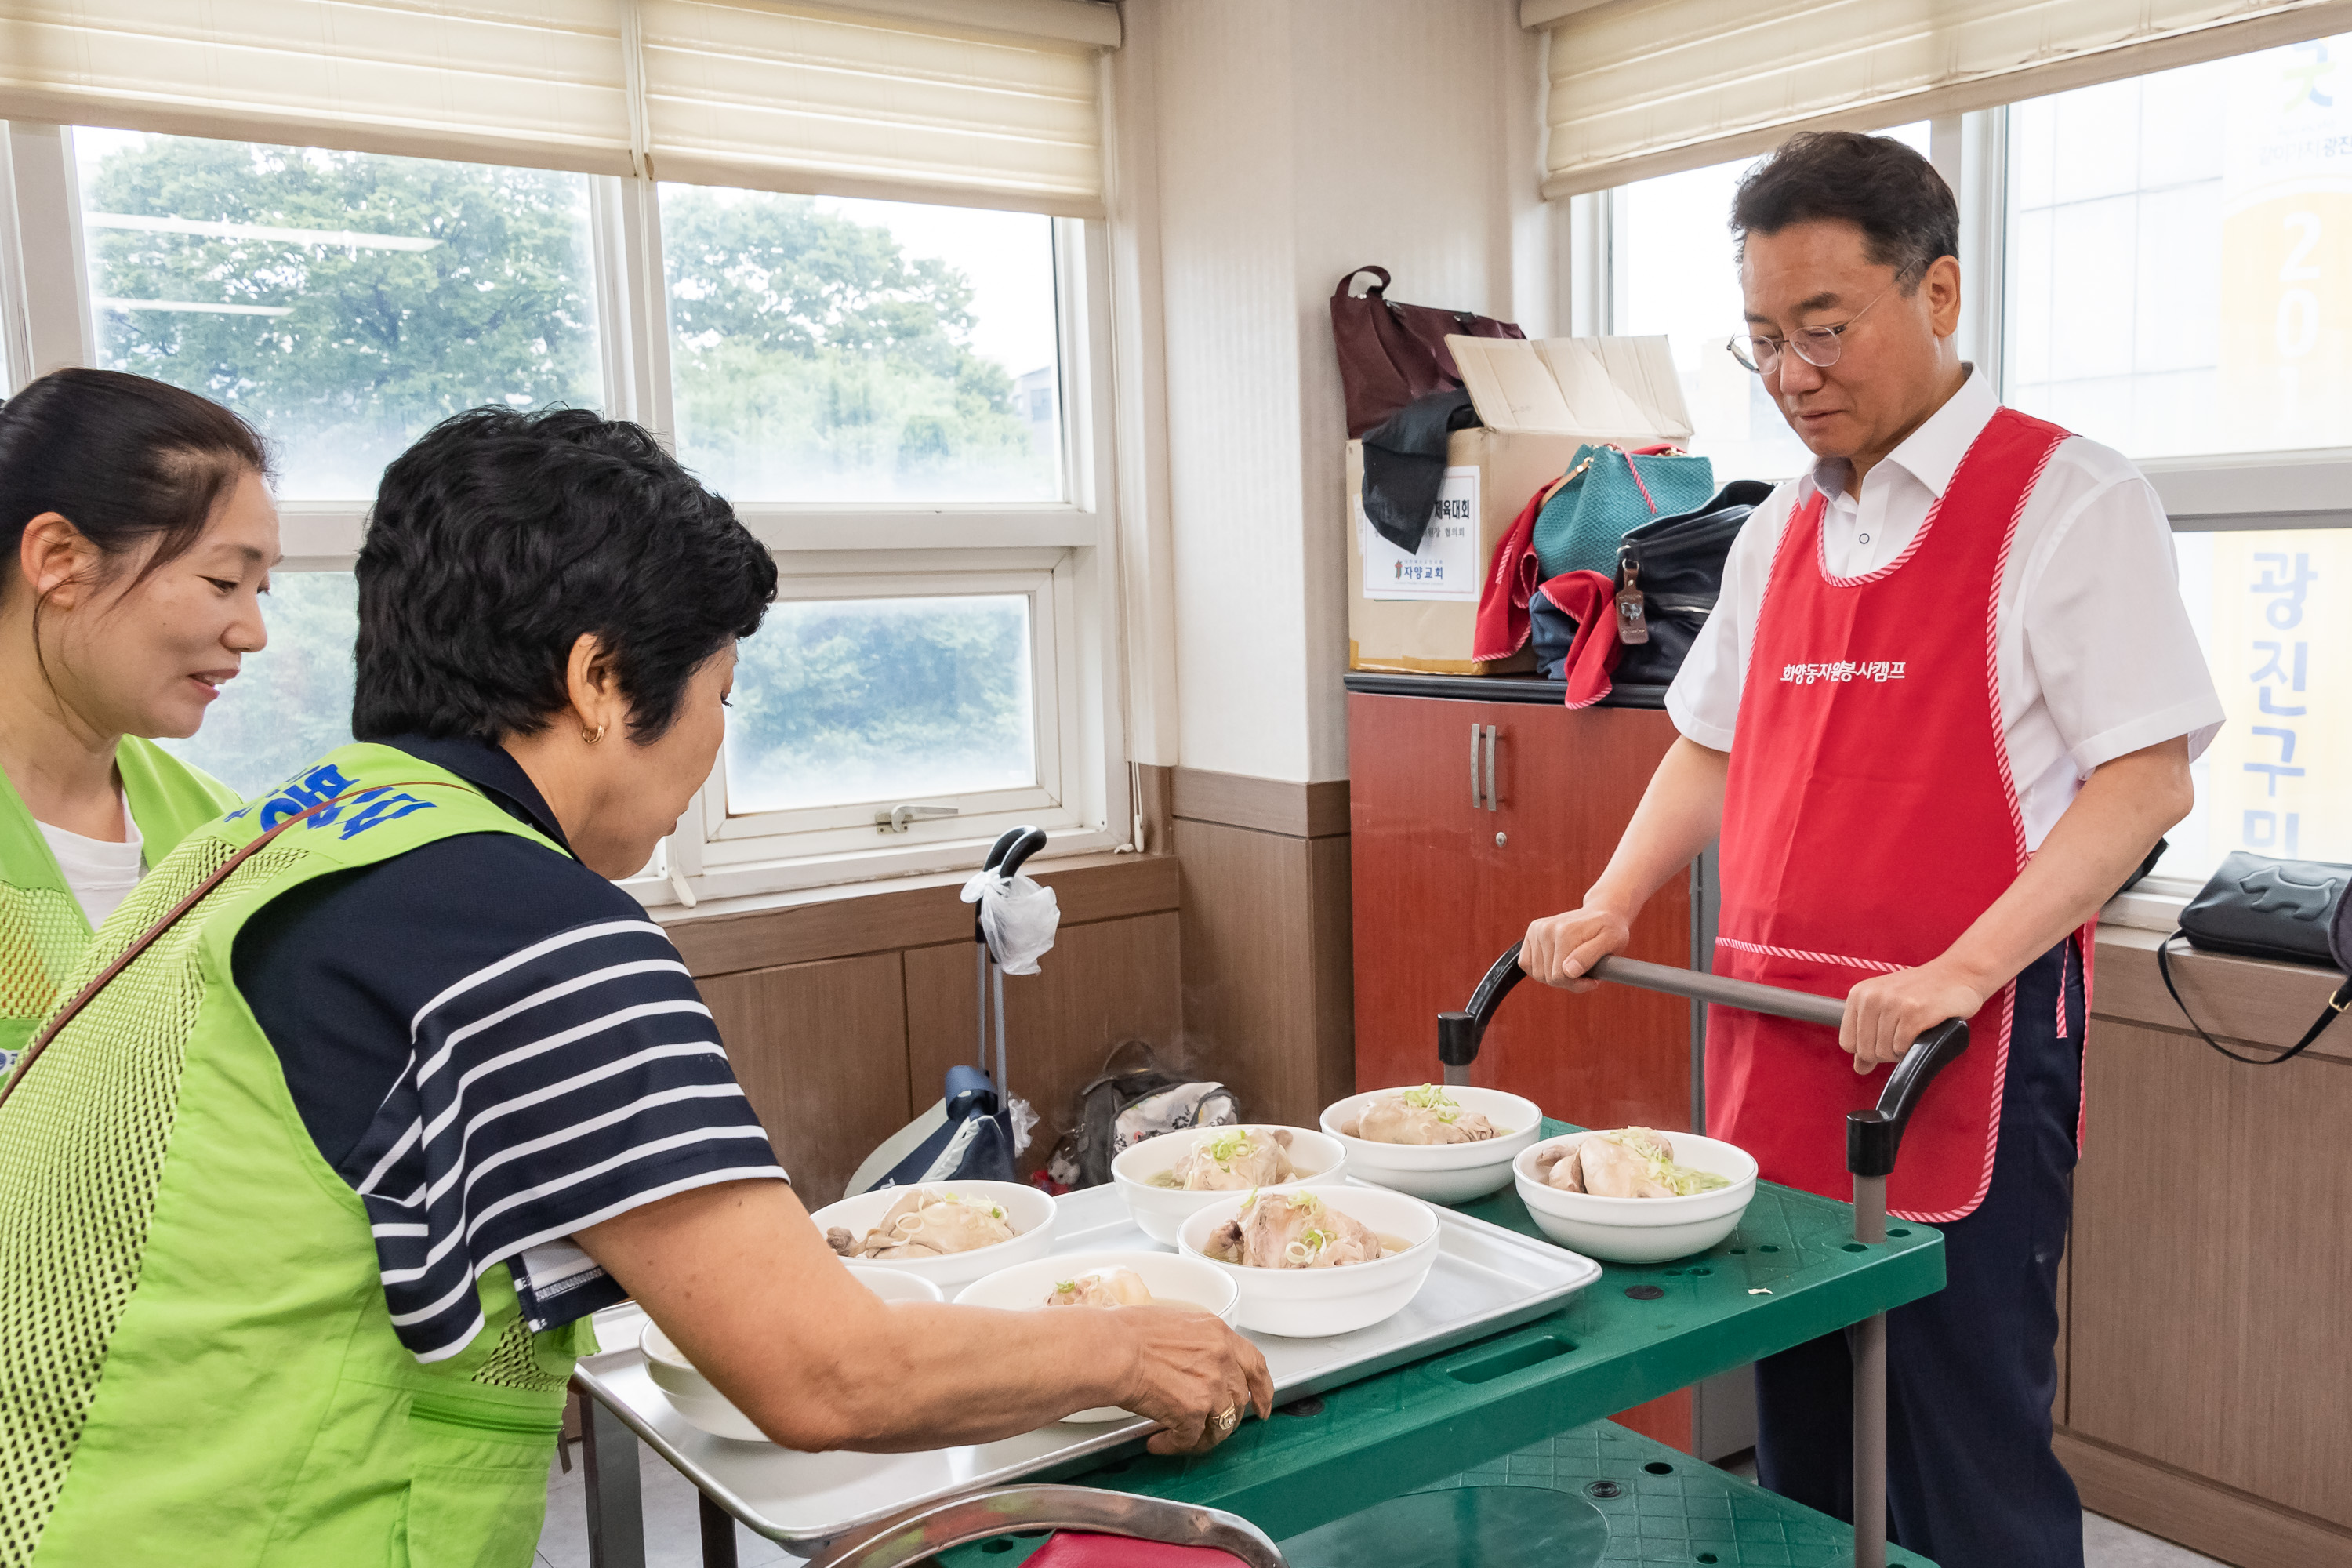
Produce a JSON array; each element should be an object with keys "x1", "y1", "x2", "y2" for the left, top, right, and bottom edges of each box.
[{"x1": 1726, "y1": 282, "x2": 1895, "y2": 374}]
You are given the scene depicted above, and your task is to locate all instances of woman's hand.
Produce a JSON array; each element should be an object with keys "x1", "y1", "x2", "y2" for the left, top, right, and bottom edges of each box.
[
  {"x1": 1112, "y1": 1305, "x2": 1274, "y2": 1455},
  {"x1": 1840, "y1": 960, "x2": 1988, "y2": 1073},
  {"x1": 1519, "y1": 903, "x2": 1632, "y2": 992}
]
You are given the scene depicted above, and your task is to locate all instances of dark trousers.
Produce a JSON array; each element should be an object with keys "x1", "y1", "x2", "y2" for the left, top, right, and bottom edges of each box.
[{"x1": 1755, "y1": 938, "x2": 2085, "y2": 1568}]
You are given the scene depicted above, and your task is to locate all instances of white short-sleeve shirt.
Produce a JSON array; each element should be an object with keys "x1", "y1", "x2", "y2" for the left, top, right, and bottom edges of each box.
[{"x1": 1665, "y1": 369, "x2": 2224, "y2": 850}]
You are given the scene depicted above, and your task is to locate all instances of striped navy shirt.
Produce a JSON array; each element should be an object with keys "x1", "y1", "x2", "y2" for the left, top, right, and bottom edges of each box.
[{"x1": 234, "y1": 735, "x2": 786, "y2": 1363}]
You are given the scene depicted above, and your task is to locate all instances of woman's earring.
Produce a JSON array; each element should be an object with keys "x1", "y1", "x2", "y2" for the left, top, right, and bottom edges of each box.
[{"x1": 583, "y1": 724, "x2": 607, "y2": 746}]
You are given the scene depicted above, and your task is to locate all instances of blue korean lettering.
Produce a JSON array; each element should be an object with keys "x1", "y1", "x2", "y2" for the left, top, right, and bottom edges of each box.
[
  {"x1": 2244, "y1": 810, "x2": 2303, "y2": 855},
  {"x1": 317, "y1": 789, "x2": 437, "y2": 840},
  {"x1": 257, "y1": 762, "x2": 358, "y2": 828},
  {"x1": 2249, "y1": 641, "x2": 2308, "y2": 687},
  {"x1": 2251, "y1": 553, "x2": 2317, "y2": 630},
  {"x1": 2244, "y1": 762, "x2": 2306, "y2": 796}
]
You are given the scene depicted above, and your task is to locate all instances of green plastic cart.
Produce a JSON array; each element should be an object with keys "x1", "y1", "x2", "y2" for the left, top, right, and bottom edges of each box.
[{"x1": 579, "y1": 953, "x2": 1965, "y2": 1568}]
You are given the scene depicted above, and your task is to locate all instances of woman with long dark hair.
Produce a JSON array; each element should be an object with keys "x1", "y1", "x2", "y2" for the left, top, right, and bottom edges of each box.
[{"x1": 0, "y1": 367, "x2": 273, "y2": 1064}]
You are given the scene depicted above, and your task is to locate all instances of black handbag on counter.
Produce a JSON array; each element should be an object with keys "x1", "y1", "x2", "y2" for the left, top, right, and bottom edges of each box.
[
  {"x1": 1608, "y1": 478, "x2": 1774, "y2": 688},
  {"x1": 2158, "y1": 851, "x2": 2352, "y2": 1065}
]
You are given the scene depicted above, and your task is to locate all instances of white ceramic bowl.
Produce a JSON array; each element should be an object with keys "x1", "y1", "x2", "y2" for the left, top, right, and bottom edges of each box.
[
  {"x1": 642, "y1": 1319, "x2": 768, "y2": 1442},
  {"x1": 1512, "y1": 1129, "x2": 1759, "y2": 1265},
  {"x1": 1111, "y1": 1125, "x2": 1349, "y2": 1246},
  {"x1": 1319, "y1": 1086, "x2": 1544, "y2": 1203},
  {"x1": 641, "y1": 1268, "x2": 946, "y2": 1442},
  {"x1": 956, "y1": 1249, "x2": 1242, "y2": 1421},
  {"x1": 808, "y1": 1181, "x2": 1058, "y2": 1293},
  {"x1": 841, "y1": 1264, "x2": 952, "y2": 1305},
  {"x1": 1177, "y1": 1186, "x2": 1440, "y2": 1338}
]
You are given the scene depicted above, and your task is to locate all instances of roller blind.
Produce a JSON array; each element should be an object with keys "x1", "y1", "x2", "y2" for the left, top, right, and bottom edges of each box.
[
  {"x1": 0, "y1": 2, "x2": 637, "y2": 175},
  {"x1": 638, "y1": 1, "x2": 1106, "y2": 216},
  {"x1": 0, "y1": 0, "x2": 1111, "y2": 213},
  {"x1": 1537, "y1": 0, "x2": 2352, "y2": 198}
]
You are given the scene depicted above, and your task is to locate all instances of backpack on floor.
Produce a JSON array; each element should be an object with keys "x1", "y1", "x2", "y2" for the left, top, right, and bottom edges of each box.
[{"x1": 1044, "y1": 1040, "x2": 1241, "y2": 1189}]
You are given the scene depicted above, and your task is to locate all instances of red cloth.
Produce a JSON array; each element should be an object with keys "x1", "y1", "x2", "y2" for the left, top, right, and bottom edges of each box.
[
  {"x1": 1531, "y1": 570, "x2": 1622, "y2": 709},
  {"x1": 1470, "y1": 477, "x2": 1563, "y2": 663},
  {"x1": 1025, "y1": 1534, "x2": 1250, "y2": 1566},
  {"x1": 1707, "y1": 407, "x2": 2078, "y2": 1224}
]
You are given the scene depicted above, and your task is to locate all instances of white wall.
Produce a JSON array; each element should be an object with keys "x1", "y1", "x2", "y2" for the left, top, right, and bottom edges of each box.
[{"x1": 1132, "y1": 0, "x2": 1550, "y2": 783}]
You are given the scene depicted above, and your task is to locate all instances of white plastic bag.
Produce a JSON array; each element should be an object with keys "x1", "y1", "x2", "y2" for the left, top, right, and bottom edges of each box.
[{"x1": 960, "y1": 868, "x2": 1061, "y2": 975}]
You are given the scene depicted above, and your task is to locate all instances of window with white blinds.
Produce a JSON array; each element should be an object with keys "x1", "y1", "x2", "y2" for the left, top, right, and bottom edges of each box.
[
  {"x1": 0, "y1": 2, "x2": 634, "y2": 174},
  {"x1": 638, "y1": 2, "x2": 1105, "y2": 216},
  {"x1": 0, "y1": 0, "x2": 1111, "y2": 212},
  {"x1": 1532, "y1": 0, "x2": 2352, "y2": 198}
]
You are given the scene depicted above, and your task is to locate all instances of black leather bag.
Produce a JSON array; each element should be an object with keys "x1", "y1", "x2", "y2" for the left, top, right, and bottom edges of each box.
[
  {"x1": 2158, "y1": 851, "x2": 2352, "y2": 1065},
  {"x1": 1609, "y1": 479, "x2": 1774, "y2": 688}
]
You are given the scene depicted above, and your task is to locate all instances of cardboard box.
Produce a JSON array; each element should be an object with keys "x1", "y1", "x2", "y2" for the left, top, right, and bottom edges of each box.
[{"x1": 1347, "y1": 335, "x2": 1693, "y2": 675}]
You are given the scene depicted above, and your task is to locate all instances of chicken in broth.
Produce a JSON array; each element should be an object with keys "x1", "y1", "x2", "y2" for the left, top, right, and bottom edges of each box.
[
  {"x1": 828, "y1": 1188, "x2": 1017, "y2": 1260},
  {"x1": 1533, "y1": 1128, "x2": 1730, "y2": 1198},
  {"x1": 1149, "y1": 1126, "x2": 1298, "y2": 1190},
  {"x1": 1044, "y1": 1268, "x2": 1156, "y2": 1308},
  {"x1": 1205, "y1": 1191, "x2": 1385, "y2": 1269},
  {"x1": 1340, "y1": 1083, "x2": 1501, "y2": 1145}
]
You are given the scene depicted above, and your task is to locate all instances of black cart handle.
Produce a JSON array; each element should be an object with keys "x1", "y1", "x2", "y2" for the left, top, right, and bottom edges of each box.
[
  {"x1": 1437, "y1": 942, "x2": 1969, "y2": 1178},
  {"x1": 975, "y1": 826, "x2": 1049, "y2": 944}
]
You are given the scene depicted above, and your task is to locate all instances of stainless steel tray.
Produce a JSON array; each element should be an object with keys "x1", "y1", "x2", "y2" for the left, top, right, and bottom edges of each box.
[{"x1": 572, "y1": 1181, "x2": 1600, "y2": 1548}]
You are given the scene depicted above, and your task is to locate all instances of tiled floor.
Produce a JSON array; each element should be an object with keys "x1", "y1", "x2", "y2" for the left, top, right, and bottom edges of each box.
[{"x1": 535, "y1": 1442, "x2": 2230, "y2": 1566}]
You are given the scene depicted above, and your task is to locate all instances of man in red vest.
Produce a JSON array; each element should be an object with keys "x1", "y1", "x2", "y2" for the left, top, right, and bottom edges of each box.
[{"x1": 1522, "y1": 132, "x2": 2222, "y2": 1566}]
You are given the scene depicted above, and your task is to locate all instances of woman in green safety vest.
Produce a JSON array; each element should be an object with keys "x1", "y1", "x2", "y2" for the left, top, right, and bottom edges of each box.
[
  {"x1": 0, "y1": 368, "x2": 270, "y2": 1067},
  {"x1": 0, "y1": 405, "x2": 1269, "y2": 1566}
]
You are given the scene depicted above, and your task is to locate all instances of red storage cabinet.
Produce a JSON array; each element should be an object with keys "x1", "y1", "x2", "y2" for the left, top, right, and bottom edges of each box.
[{"x1": 1347, "y1": 676, "x2": 1711, "y2": 1449}]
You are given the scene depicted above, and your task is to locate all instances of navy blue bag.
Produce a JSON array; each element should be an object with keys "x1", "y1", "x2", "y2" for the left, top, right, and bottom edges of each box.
[{"x1": 848, "y1": 1065, "x2": 1018, "y2": 1194}]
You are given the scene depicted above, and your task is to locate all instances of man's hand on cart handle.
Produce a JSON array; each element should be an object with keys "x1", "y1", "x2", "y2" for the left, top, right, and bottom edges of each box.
[
  {"x1": 1519, "y1": 903, "x2": 1634, "y2": 993},
  {"x1": 1117, "y1": 1307, "x2": 1275, "y2": 1456},
  {"x1": 1841, "y1": 960, "x2": 1990, "y2": 1075}
]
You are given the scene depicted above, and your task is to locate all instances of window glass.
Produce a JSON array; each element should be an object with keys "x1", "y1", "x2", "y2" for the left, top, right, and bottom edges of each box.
[
  {"x1": 154, "y1": 572, "x2": 357, "y2": 800},
  {"x1": 2161, "y1": 530, "x2": 2350, "y2": 882},
  {"x1": 75, "y1": 130, "x2": 602, "y2": 499},
  {"x1": 2005, "y1": 37, "x2": 2352, "y2": 456},
  {"x1": 1611, "y1": 122, "x2": 1930, "y2": 486},
  {"x1": 662, "y1": 187, "x2": 1061, "y2": 503},
  {"x1": 724, "y1": 596, "x2": 1036, "y2": 815}
]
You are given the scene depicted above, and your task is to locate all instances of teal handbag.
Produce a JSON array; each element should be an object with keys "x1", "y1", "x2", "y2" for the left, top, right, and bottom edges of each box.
[{"x1": 1530, "y1": 443, "x2": 1716, "y2": 582}]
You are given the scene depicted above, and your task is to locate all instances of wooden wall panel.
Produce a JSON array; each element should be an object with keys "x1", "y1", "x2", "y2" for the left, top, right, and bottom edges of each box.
[
  {"x1": 2056, "y1": 1428, "x2": 2352, "y2": 1568},
  {"x1": 668, "y1": 854, "x2": 1178, "y2": 979},
  {"x1": 700, "y1": 953, "x2": 910, "y2": 1210},
  {"x1": 903, "y1": 913, "x2": 1184, "y2": 1173},
  {"x1": 1308, "y1": 833, "x2": 1356, "y2": 1111},
  {"x1": 2067, "y1": 1019, "x2": 2352, "y2": 1528},
  {"x1": 1172, "y1": 767, "x2": 1351, "y2": 839},
  {"x1": 2093, "y1": 927, "x2": 2350, "y2": 1065},
  {"x1": 1174, "y1": 818, "x2": 1334, "y2": 1130}
]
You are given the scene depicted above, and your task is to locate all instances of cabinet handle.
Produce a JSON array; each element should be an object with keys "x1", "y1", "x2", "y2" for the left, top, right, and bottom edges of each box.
[
  {"x1": 1470, "y1": 723, "x2": 1484, "y2": 811},
  {"x1": 1483, "y1": 726, "x2": 1499, "y2": 812}
]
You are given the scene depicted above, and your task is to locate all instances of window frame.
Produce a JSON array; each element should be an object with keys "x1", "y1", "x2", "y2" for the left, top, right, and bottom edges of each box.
[{"x1": 0, "y1": 125, "x2": 1132, "y2": 909}]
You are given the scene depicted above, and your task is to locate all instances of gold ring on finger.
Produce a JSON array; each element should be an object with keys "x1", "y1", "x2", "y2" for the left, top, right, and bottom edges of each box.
[{"x1": 1213, "y1": 1405, "x2": 1239, "y2": 1433}]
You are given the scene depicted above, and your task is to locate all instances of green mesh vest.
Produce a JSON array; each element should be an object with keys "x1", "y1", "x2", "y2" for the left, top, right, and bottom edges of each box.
[
  {"x1": 0, "y1": 743, "x2": 597, "y2": 1566},
  {"x1": 0, "y1": 738, "x2": 240, "y2": 1061}
]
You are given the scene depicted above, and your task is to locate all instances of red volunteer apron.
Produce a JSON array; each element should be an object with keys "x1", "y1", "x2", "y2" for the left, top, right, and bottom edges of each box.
[{"x1": 1709, "y1": 406, "x2": 2085, "y2": 1223}]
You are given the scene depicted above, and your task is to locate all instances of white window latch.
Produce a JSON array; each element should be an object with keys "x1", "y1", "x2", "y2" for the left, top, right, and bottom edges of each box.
[{"x1": 877, "y1": 803, "x2": 960, "y2": 834}]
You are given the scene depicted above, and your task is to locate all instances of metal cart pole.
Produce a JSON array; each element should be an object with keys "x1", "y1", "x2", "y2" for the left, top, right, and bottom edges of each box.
[
  {"x1": 1439, "y1": 945, "x2": 1969, "y2": 1568},
  {"x1": 974, "y1": 826, "x2": 1047, "y2": 1114}
]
